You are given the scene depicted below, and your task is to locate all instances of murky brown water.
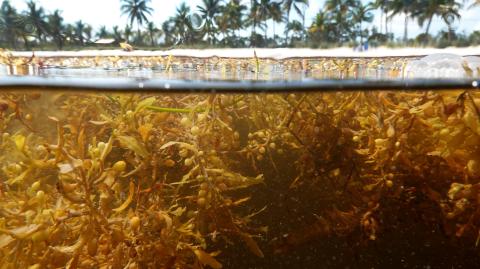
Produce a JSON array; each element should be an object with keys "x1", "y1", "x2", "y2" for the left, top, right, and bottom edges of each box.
[{"x1": 0, "y1": 55, "x2": 480, "y2": 268}]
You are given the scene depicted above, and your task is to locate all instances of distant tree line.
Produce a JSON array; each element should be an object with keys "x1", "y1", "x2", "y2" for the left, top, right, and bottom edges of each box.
[{"x1": 0, "y1": 0, "x2": 479, "y2": 50}]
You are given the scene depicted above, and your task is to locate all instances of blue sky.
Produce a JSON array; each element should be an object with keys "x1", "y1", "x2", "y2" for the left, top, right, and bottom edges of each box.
[{"x1": 8, "y1": 0, "x2": 480, "y2": 40}]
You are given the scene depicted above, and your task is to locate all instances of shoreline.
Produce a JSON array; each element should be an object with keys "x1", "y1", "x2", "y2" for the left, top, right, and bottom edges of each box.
[{"x1": 8, "y1": 46, "x2": 480, "y2": 59}]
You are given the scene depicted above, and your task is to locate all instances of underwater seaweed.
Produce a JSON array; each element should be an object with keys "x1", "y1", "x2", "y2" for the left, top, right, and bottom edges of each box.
[{"x1": 0, "y1": 74, "x2": 478, "y2": 268}]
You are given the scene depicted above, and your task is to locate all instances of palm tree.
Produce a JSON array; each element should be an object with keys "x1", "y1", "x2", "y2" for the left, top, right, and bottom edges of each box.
[
  {"x1": 221, "y1": 0, "x2": 246, "y2": 38},
  {"x1": 74, "y1": 20, "x2": 85, "y2": 45},
  {"x1": 256, "y1": 0, "x2": 283, "y2": 44},
  {"x1": 146, "y1": 22, "x2": 160, "y2": 46},
  {"x1": 96, "y1": 26, "x2": 109, "y2": 39},
  {"x1": 439, "y1": 0, "x2": 461, "y2": 43},
  {"x1": 9, "y1": 11, "x2": 33, "y2": 49},
  {"x1": 64, "y1": 23, "x2": 76, "y2": 45},
  {"x1": 257, "y1": 0, "x2": 272, "y2": 41},
  {"x1": 252, "y1": 0, "x2": 283, "y2": 45},
  {"x1": 16, "y1": 14, "x2": 34, "y2": 49},
  {"x1": 282, "y1": 0, "x2": 308, "y2": 45},
  {"x1": 47, "y1": 10, "x2": 64, "y2": 49},
  {"x1": 469, "y1": 0, "x2": 480, "y2": 8},
  {"x1": 173, "y1": 2, "x2": 193, "y2": 44},
  {"x1": 248, "y1": 0, "x2": 264, "y2": 46},
  {"x1": 216, "y1": 4, "x2": 230, "y2": 43},
  {"x1": 324, "y1": 0, "x2": 359, "y2": 44},
  {"x1": 269, "y1": 1, "x2": 283, "y2": 44},
  {"x1": 120, "y1": 0, "x2": 153, "y2": 44},
  {"x1": 285, "y1": 20, "x2": 303, "y2": 42},
  {"x1": 162, "y1": 18, "x2": 176, "y2": 46},
  {"x1": 373, "y1": 0, "x2": 389, "y2": 34},
  {"x1": 308, "y1": 10, "x2": 336, "y2": 44},
  {"x1": 112, "y1": 26, "x2": 123, "y2": 43},
  {"x1": 387, "y1": 0, "x2": 416, "y2": 42},
  {"x1": 413, "y1": 0, "x2": 446, "y2": 39},
  {"x1": 84, "y1": 25, "x2": 93, "y2": 43},
  {"x1": 353, "y1": 2, "x2": 374, "y2": 45},
  {"x1": 0, "y1": 0, "x2": 20, "y2": 48},
  {"x1": 24, "y1": 0, "x2": 48, "y2": 43},
  {"x1": 124, "y1": 25, "x2": 132, "y2": 43},
  {"x1": 197, "y1": 0, "x2": 222, "y2": 45}
]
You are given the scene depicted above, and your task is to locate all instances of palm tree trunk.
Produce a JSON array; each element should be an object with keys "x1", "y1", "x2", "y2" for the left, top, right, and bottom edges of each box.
[
  {"x1": 385, "y1": 14, "x2": 388, "y2": 36},
  {"x1": 285, "y1": 12, "x2": 290, "y2": 46},
  {"x1": 447, "y1": 25, "x2": 452, "y2": 43},
  {"x1": 252, "y1": 20, "x2": 257, "y2": 47},
  {"x1": 403, "y1": 13, "x2": 408, "y2": 42},
  {"x1": 360, "y1": 22, "x2": 363, "y2": 45},
  {"x1": 137, "y1": 21, "x2": 141, "y2": 44},
  {"x1": 250, "y1": 0, "x2": 255, "y2": 46},
  {"x1": 425, "y1": 16, "x2": 433, "y2": 37},
  {"x1": 37, "y1": 32, "x2": 42, "y2": 44},
  {"x1": 272, "y1": 20, "x2": 275, "y2": 46},
  {"x1": 264, "y1": 23, "x2": 268, "y2": 45},
  {"x1": 251, "y1": 22, "x2": 255, "y2": 44},
  {"x1": 57, "y1": 37, "x2": 63, "y2": 50},
  {"x1": 380, "y1": 11, "x2": 383, "y2": 34},
  {"x1": 302, "y1": 6, "x2": 306, "y2": 41},
  {"x1": 389, "y1": 19, "x2": 393, "y2": 39},
  {"x1": 210, "y1": 24, "x2": 215, "y2": 45},
  {"x1": 22, "y1": 35, "x2": 30, "y2": 50},
  {"x1": 8, "y1": 31, "x2": 16, "y2": 49}
]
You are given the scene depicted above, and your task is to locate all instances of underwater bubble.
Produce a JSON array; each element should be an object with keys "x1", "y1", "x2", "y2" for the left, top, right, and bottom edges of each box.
[
  {"x1": 404, "y1": 60, "x2": 428, "y2": 78},
  {"x1": 190, "y1": 13, "x2": 204, "y2": 31},
  {"x1": 422, "y1": 53, "x2": 462, "y2": 63},
  {"x1": 464, "y1": 56, "x2": 480, "y2": 76},
  {"x1": 406, "y1": 53, "x2": 467, "y2": 78}
]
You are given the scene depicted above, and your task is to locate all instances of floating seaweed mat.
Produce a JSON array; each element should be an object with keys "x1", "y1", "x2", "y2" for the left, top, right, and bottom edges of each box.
[{"x1": 1, "y1": 48, "x2": 418, "y2": 80}]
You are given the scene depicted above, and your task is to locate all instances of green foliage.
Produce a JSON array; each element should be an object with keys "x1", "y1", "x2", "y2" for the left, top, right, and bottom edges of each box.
[
  {"x1": 0, "y1": 0, "x2": 476, "y2": 50},
  {"x1": 120, "y1": 0, "x2": 153, "y2": 44}
]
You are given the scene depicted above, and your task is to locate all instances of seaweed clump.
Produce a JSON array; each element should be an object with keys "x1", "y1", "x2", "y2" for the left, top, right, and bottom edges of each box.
[
  {"x1": 0, "y1": 92, "x2": 265, "y2": 268},
  {"x1": 0, "y1": 89, "x2": 478, "y2": 268}
]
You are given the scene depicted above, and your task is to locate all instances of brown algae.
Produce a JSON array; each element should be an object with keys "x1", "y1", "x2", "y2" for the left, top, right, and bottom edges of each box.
[{"x1": 0, "y1": 89, "x2": 478, "y2": 268}]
